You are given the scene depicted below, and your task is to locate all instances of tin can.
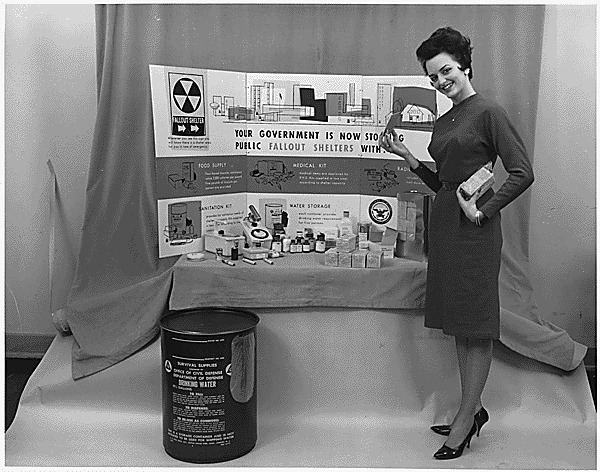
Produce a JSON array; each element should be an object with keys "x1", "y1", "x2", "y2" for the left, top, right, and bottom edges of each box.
[{"x1": 160, "y1": 307, "x2": 260, "y2": 463}]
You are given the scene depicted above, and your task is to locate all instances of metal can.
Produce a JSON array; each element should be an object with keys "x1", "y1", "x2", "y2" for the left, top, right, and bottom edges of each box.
[{"x1": 160, "y1": 307, "x2": 260, "y2": 463}]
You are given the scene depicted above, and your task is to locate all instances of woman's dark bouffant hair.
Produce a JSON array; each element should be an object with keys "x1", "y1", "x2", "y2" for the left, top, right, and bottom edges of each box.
[{"x1": 416, "y1": 27, "x2": 474, "y2": 80}]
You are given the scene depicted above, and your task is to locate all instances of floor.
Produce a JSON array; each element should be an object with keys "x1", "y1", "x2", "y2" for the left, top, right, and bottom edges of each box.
[
  {"x1": 5, "y1": 356, "x2": 597, "y2": 433},
  {"x1": 5, "y1": 358, "x2": 43, "y2": 432}
]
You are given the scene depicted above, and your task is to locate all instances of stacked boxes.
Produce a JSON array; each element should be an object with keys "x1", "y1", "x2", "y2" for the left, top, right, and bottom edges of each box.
[
  {"x1": 380, "y1": 228, "x2": 397, "y2": 259},
  {"x1": 323, "y1": 230, "x2": 389, "y2": 269},
  {"x1": 325, "y1": 247, "x2": 380, "y2": 268},
  {"x1": 397, "y1": 191, "x2": 434, "y2": 262},
  {"x1": 398, "y1": 198, "x2": 417, "y2": 242}
]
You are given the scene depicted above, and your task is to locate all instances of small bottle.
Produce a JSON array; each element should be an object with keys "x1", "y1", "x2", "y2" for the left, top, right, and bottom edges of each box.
[
  {"x1": 305, "y1": 230, "x2": 315, "y2": 251},
  {"x1": 231, "y1": 241, "x2": 239, "y2": 261},
  {"x1": 358, "y1": 223, "x2": 369, "y2": 242},
  {"x1": 339, "y1": 211, "x2": 353, "y2": 236},
  {"x1": 290, "y1": 238, "x2": 297, "y2": 253},
  {"x1": 302, "y1": 238, "x2": 311, "y2": 252},
  {"x1": 216, "y1": 248, "x2": 223, "y2": 261},
  {"x1": 282, "y1": 234, "x2": 291, "y2": 252},
  {"x1": 272, "y1": 235, "x2": 282, "y2": 252},
  {"x1": 315, "y1": 233, "x2": 326, "y2": 253}
]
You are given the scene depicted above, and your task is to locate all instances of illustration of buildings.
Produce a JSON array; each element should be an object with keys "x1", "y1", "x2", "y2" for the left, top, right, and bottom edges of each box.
[
  {"x1": 211, "y1": 95, "x2": 235, "y2": 116},
  {"x1": 218, "y1": 79, "x2": 436, "y2": 128},
  {"x1": 229, "y1": 106, "x2": 255, "y2": 121},
  {"x1": 248, "y1": 82, "x2": 313, "y2": 121},
  {"x1": 299, "y1": 83, "x2": 371, "y2": 124}
]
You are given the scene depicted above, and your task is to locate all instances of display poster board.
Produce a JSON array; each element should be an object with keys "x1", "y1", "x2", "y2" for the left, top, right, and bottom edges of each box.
[{"x1": 150, "y1": 65, "x2": 452, "y2": 257}]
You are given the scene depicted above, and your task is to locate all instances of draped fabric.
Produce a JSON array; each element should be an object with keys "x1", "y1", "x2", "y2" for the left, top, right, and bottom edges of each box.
[{"x1": 65, "y1": 4, "x2": 584, "y2": 380}]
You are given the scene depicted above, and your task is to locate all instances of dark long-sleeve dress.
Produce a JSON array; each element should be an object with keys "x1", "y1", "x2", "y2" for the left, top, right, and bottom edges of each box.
[{"x1": 411, "y1": 93, "x2": 534, "y2": 339}]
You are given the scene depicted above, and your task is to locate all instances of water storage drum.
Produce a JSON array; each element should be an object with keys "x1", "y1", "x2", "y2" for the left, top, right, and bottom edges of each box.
[{"x1": 160, "y1": 307, "x2": 260, "y2": 463}]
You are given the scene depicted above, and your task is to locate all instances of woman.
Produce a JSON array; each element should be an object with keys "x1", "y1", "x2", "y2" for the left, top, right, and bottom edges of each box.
[{"x1": 380, "y1": 27, "x2": 534, "y2": 460}]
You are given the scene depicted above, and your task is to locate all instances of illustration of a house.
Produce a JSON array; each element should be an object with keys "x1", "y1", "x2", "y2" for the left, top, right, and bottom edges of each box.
[{"x1": 401, "y1": 104, "x2": 435, "y2": 125}]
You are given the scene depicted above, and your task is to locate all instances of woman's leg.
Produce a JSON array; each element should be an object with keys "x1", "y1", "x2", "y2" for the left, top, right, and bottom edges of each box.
[
  {"x1": 449, "y1": 336, "x2": 483, "y2": 427},
  {"x1": 445, "y1": 337, "x2": 492, "y2": 448},
  {"x1": 452, "y1": 336, "x2": 468, "y2": 427}
]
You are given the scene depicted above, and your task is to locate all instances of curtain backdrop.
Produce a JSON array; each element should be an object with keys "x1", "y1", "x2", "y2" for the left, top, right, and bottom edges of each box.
[{"x1": 64, "y1": 4, "x2": 583, "y2": 380}]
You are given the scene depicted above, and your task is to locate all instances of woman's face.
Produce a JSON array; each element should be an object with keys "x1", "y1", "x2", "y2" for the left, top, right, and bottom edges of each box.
[{"x1": 425, "y1": 52, "x2": 471, "y2": 104}]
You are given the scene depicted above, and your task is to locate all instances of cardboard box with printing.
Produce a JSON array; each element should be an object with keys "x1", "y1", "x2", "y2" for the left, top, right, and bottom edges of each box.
[
  {"x1": 351, "y1": 250, "x2": 368, "y2": 268},
  {"x1": 459, "y1": 161, "x2": 494, "y2": 200},
  {"x1": 325, "y1": 248, "x2": 339, "y2": 267},
  {"x1": 336, "y1": 234, "x2": 357, "y2": 253},
  {"x1": 366, "y1": 251, "x2": 384, "y2": 269},
  {"x1": 338, "y1": 251, "x2": 353, "y2": 268}
]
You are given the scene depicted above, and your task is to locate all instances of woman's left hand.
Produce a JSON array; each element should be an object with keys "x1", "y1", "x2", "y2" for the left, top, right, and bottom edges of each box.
[{"x1": 456, "y1": 187, "x2": 481, "y2": 223}]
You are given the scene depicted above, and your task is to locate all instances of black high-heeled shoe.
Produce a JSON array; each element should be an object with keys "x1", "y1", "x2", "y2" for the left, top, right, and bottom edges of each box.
[
  {"x1": 430, "y1": 406, "x2": 489, "y2": 437},
  {"x1": 474, "y1": 406, "x2": 489, "y2": 437},
  {"x1": 430, "y1": 423, "x2": 452, "y2": 436},
  {"x1": 433, "y1": 420, "x2": 478, "y2": 460}
]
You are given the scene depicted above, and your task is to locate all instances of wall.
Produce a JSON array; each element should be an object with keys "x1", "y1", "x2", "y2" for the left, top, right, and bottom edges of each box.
[
  {"x1": 4, "y1": 5, "x2": 596, "y2": 351},
  {"x1": 529, "y1": 5, "x2": 596, "y2": 347},
  {"x1": 5, "y1": 4, "x2": 96, "y2": 337}
]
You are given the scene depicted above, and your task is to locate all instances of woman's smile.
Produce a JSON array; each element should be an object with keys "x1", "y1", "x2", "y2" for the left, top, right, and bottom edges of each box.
[{"x1": 440, "y1": 82, "x2": 453, "y2": 93}]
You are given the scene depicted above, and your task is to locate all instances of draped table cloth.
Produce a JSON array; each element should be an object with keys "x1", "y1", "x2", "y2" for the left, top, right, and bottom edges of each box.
[{"x1": 169, "y1": 252, "x2": 428, "y2": 311}]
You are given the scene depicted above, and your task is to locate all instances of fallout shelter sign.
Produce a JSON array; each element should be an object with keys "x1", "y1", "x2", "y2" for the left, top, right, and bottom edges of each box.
[{"x1": 169, "y1": 73, "x2": 206, "y2": 137}]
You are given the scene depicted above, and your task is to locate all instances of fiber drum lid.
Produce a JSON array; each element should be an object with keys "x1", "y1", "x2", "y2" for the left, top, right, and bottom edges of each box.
[
  {"x1": 161, "y1": 307, "x2": 259, "y2": 335},
  {"x1": 160, "y1": 307, "x2": 259, "y2": 464}
]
